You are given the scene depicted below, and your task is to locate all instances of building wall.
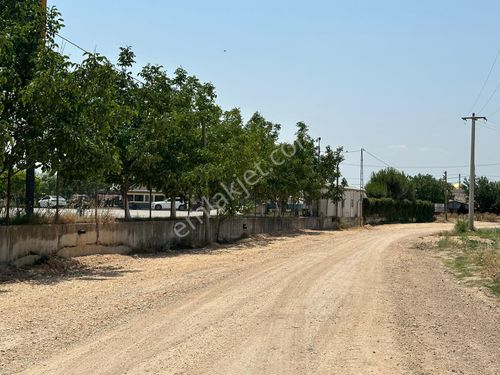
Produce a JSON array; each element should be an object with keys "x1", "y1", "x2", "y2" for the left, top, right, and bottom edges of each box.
[{"x1": 317, "y1": 188, "x2": 366, "y2": 218}]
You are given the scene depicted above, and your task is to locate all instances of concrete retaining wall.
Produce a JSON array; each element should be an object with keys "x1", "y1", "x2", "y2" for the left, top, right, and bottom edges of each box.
[{"x1": 0, "y1": 216, "x2": 341, "y2": 266}]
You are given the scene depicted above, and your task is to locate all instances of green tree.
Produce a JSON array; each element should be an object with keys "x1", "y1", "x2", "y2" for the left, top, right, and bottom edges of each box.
[
  {"x1": 320, "y1": 146, "x2": 347, "y2": 206},
  {"x1": 463, "y1": 177, "x2": 500, "y2": 214},
  {"x1": 0, "y1": 1, "x2": 63, "y2": 220},
  {"x1": 365, "y1": 168, "x2": 415, "y2": 200},
  {"x1": 244, "y1": 112, "x2": 281, "y2": 212},
  {"x1": 106, "y1": 47, "x2": 141, "y2": 220},
  {"x1": 266, "y1": 122, "x2": 320, "y2": 215},
  {"x1": 412, "y1": 174, "x2": 451, "y2": 203}
]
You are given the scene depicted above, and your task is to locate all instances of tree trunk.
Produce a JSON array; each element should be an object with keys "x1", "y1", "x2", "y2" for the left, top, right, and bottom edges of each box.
[
  {"x1": 203, "y1": 205, "x2": 210, "y2": 244},
  {"x1": 5, "y1": 165, "x2": 12, "y2": 225},
  {"x1": 55, "y1": 172, "x2": 60, "y2": 222},
  {"x1": 149, "y1": 188, "x2": 152, "y2": 220},
  {"x1": 122, "y1": 186, "x2": 131, "y2": 221},
  {"x1": 25, "y1": 164, "x2": 35, "y2": 216},
  {"x1": 95, "y1": 183, "x2": 99, "y2": 244},
  {"x1": 170, "y1": 194, "x2": 177, "y2": 219}
]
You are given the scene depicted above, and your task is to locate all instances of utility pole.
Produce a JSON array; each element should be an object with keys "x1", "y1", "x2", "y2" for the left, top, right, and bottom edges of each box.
[
  {"x1": 359, "y1": 148, "x2": 364, "y2": 226},
  {"x1": 461, "y1": 113, "x2": 486, "y2": 230},
  {"x1": 444, "y1": 171, "x2": 448, "y2": 221},
  {"x1": 316, "y1": 137, "x2": 321, "y2": 161}
]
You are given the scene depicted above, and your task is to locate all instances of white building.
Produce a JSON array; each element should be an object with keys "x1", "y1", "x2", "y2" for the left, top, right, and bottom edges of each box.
[{"x1": 316, "y1": 187, "x2": 367, "y2": 218}]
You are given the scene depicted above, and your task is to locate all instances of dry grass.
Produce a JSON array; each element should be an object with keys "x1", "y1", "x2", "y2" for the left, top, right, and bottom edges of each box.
[
  {"x1": 0, "y1": 209, "x2": 116, "y2": 225},
  {"x1": 435, "y1": 212, "x2": 500, "y2": 223},
  {"x1": 435, "y1": 228, "x2": 500, "y2": 297}
]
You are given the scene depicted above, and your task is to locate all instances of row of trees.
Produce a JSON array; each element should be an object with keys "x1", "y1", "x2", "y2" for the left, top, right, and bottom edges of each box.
[
  {"x1": 365, "y1": 168, "x2": 500, "y2": 215},
  {"x1": 365, "y1": 168, "x2": 452, "y2": 203},
  {"x1": 1, "y1": 1, "x2": 346, "y2": 223},
  {"x1": 463, "y1": 177, "x2": 500, "y2": 214}
]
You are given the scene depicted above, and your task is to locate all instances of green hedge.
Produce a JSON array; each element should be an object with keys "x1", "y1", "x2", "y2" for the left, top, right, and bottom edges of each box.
[{"x1": 363, "y1": 198, "x2": 434, "y2": 223}]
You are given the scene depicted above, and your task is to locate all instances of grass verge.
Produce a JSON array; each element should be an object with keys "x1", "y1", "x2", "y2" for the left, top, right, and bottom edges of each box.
[{"x1": 433, "y1": 227, "x2": 500, "y2": 297}]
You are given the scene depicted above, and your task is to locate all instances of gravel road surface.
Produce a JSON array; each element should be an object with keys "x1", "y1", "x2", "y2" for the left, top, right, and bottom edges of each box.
[{"x1": 1, "y1": 223, "x2": 499, "y2": 374}]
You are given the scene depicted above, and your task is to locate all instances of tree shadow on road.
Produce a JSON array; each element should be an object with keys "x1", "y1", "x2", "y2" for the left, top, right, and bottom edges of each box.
[
  {"x1": 132, "y1": 229, "x2": 325, "y2": 260},
  {"x1": 0, "y1": 256, "x2": 139, "y2": 286}
]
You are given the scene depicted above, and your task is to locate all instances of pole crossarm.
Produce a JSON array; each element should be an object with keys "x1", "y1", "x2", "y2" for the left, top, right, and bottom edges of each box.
[{"x1": 462, "y1": 116, "x2": 487, "y2": 121}]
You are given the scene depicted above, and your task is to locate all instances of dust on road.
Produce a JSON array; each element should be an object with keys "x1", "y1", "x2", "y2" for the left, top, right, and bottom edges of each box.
[{"x1": 1, "y1": 223, "x2": 499, "y2": 374}]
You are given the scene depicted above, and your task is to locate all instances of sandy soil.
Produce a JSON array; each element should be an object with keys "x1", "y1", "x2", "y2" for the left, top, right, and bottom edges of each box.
[{"x1": 0, "y1": 223, "x2": 499, "y2": 374}]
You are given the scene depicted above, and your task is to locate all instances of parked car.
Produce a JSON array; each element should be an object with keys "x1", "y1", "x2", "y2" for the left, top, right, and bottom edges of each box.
[
  {"x1": 39, "y1": 195, "x2": 67, "y2": 208},
  {"x1": 151, "y1": 198, "x2": 186, "y2": 211}
]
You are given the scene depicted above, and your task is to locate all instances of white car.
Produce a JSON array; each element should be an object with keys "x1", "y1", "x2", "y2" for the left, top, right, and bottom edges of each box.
[
  {"x1": 39, "y1": 195, "x2": 67, "y2": 208},
  {"x1": 151, "y1": 198, "x2": 186, "y2": 211}
]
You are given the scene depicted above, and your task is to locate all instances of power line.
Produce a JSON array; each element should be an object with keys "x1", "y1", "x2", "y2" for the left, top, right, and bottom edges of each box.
[
  {"x1": 342, "y1": 161, "x2": 500, "y2": 169},
  {"x1": 483, "y1": 119, "x2": 500, "y2": 128},
  {"x1": 482, "y1": 124, "x2": 500, "y2": 133},
  {"x1": 56, "y1": 33, "x2": 145, "y2": 85},
  {"x1": 470, "y1": 49, "x2": 500, "y2": 112},
  {"x1": 363, "y1": 149, "x2": 393, "y2": 168},
  {"x1": 478, "y1": 80, "x2": 500, "y2": 114},
  {"x1": 488, "y1": 103, "x2": 500, "y2": 118}
]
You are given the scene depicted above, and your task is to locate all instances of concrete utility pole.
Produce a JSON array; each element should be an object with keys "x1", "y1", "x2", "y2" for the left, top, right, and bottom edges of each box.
[
  {"x1": 316, "y1": 137, "x2": 321, "y2": 161},
  {"x1": 444, "y1": 171, "x2": 448, "y2": 221},
  {"x1": 359, "y1": 148, "x2": 364, "y2": 226},
  {"x1": 461, "y1": 113, "x2": 487, "y2": 230}
]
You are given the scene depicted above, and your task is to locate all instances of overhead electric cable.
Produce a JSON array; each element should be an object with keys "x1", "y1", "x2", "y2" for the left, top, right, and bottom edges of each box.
[
  {"x1": 56, "y1": 33, "x2": 145, "y2": 85},
  {"x1": 478, "y1": 80, "x2": 500, "y2": 113},
  {"x1": 363, "y1": 149, "x2": 393, "y2": 168},
  {"x1": 470, "y1": 49, "x2": 500, "y2": 112}
]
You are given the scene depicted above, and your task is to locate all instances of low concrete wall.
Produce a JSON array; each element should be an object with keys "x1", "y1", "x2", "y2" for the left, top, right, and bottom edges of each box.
[{"x1": 0, "y1": 216, "x2": 341, "y2": 266}]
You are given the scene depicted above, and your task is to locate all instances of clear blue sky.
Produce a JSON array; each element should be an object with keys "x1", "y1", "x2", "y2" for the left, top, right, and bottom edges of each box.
[{"x1": 49, "y1": 0, "x2": 500, "y2": 186}]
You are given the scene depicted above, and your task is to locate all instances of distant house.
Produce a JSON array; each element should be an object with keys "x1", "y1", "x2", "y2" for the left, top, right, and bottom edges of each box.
[
  {"x1": 452, "y1": 183, "x2": 467, "y2": 203},
  {"x1": 447, "y1": 200, "x2": 469, "y2": 214}
]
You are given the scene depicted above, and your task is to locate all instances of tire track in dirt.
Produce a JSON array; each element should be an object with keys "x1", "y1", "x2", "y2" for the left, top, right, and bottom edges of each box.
[{"x1": 10, "y1": 223, "x2": 499, "y2": 374}]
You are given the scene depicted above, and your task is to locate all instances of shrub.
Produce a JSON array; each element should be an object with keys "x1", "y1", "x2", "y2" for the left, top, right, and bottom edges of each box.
[
  {"x1": 454, "y1": 218, "x2": 468, "y2": 234},
  {"x1": 363, "y1": 198, "x2": 434, "y2": 223}
]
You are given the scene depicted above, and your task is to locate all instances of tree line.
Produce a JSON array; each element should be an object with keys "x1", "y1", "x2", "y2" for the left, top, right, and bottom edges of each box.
[
  {"x1": 365, "y1": 168, "x2": 453, "y2": 203},
  {"x1": 0, "y1": 1, "x2": 346, "y2": 223},
  {"x1": 365, "y1": 167, "x2": 500, "y2": 215},
  {"x1": 463, "y1": 177, "x2": 500, "y2": 214}
]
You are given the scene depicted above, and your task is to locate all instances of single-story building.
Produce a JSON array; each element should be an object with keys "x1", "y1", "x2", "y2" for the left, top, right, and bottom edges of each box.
[{"x1": 314, "y1": 187, "x2": 367, "y2": 218}]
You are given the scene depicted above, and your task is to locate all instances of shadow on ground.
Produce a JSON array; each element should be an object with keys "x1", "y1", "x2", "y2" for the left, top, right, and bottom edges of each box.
[
  {"x1": 133, "y1": 229, "x2": 325, "y2": 260},
  {"x1": 0, "y1": 229, "x2": 325, "y2": 286},
  {"x1": 0, "y1": 256, "x2": 139, "y2": 286}
]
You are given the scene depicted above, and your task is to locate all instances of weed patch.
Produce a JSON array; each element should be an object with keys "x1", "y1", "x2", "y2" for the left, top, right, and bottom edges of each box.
[{"x1": 431, "y1": 228, "x2": 500, "y2": 298}]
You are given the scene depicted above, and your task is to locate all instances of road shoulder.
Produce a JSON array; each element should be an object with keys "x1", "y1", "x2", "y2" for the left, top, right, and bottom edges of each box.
[{"x1": 384, "y1": 236, "x2": 500, "y2": 375}]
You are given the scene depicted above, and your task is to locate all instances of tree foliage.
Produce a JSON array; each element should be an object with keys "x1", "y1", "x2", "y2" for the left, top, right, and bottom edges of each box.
[
  {"x1": 412, "y1": 173, "x2": 451, "y2": 203},
  {"x1": 363, "y1": 198, "x2": 434, "y2": 223},
  {"x1": 463, "y1": 177, "x2": 500, "y2": 214},
  {"x1": 1, "y1": 3, "x2": 350, "y2": 223},
  {"x1": 365, "y1": 168, "x2": 415, "y2": 200}
]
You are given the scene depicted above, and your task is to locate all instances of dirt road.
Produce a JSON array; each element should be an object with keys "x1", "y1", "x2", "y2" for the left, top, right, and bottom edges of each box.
[{"x1": 1, "y1": 223, "x2": 499, "y2": 374}]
